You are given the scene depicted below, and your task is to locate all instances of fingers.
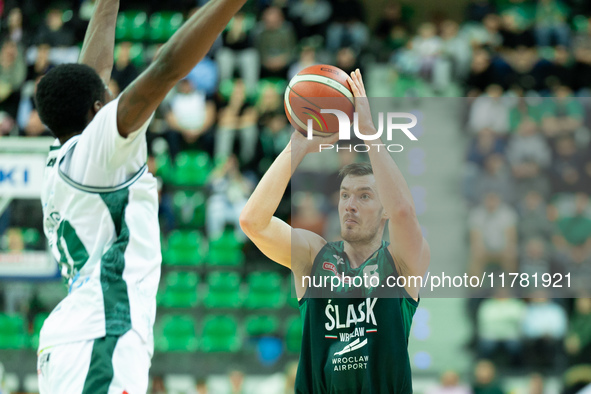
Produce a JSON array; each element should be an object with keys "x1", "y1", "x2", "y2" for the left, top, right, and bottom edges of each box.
[{"x1": 347, "y1": 69, "x2": 366, "y2": 98}]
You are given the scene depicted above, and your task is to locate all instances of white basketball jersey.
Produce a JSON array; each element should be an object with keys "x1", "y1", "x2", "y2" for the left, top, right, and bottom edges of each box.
[{"x1": 39, "y1": 96, "x2": 161, "y2": 352}]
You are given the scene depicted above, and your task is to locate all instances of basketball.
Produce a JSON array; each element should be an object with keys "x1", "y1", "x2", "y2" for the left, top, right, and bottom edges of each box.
[{"x1": 284, "y1": 64, "x2": 355, "y2": 137}]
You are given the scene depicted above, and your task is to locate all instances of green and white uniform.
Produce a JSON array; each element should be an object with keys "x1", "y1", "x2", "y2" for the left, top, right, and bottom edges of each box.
[
  {"x1": 296, "y1": 241, "x2": 418, "y2": 394},
  {"x1": 38, "y1": 96, "x2": 160, "y2": 393}
]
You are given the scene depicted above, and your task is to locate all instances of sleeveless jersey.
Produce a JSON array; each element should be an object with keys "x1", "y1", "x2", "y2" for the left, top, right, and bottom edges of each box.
[
  {"x1": 295, "y1": 241, "x2": 418, "y2": 394},
  {"x1": 39, "y1": 106, "x2": 161, "y2": 352}
]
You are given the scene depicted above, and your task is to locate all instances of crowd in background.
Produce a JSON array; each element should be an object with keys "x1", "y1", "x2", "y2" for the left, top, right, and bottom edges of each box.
[{"x1": 1, "y1": 0, "x2": 591, "y2": 392}]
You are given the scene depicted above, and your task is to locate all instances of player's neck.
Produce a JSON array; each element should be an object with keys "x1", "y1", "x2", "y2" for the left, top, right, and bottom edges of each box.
[
  {"x1": 343, "y1": 237, "x2": 383, "y2": 269},
  {"x1": 58, "y1": 131, "x2": 82, "y2": 145}
]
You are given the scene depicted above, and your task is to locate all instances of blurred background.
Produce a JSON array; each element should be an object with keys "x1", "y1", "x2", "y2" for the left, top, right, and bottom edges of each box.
[{"x1": 1, "y1": 0, "x2": 591, "y2": 392}]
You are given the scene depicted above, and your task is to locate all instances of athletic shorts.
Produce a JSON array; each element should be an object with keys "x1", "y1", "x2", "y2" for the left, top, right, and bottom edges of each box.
[{"x1": 37, "y1": 330, "x2": 151, "y2": 394}]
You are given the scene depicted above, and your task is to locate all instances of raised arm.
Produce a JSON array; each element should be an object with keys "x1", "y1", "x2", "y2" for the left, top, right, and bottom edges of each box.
[
  {"x1": 117, "y1": 0, "x2": 246, "y2": 137},
  {"x1": 239, "y1": 132, "x2": 337, "y2": 277},
  {"x1": 78, "y1": 0, "x2": 119, "y2": 86},
  {"x1": 348, "y1": 70, "x2": 430, "y2": 297}
]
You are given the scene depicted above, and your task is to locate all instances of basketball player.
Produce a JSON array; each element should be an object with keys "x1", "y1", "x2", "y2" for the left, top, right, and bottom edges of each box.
[
  {"x1": 35, "y1": 0, "x2": 246, "y2": 392},
  {"x1": 240, "y1": 70, "x2": 430, "y2": 393}
]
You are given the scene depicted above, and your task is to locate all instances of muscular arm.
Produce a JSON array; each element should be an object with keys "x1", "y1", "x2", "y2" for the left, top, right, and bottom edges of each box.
[
  {"x1": 78, "y1": 0, "x2": 119, "y2": 86},
  {"x1": 117, "y1": 0, "x2": 246, "y2": 137},
  {"x1": 348, "y1": 70, "x2": 430, "y2": 294},
  {"x1": 239, "y1": 137, "x2": 325, "y2": 276}
]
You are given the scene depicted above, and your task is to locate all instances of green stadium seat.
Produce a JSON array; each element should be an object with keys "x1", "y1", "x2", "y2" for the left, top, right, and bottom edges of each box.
[
  {"x1": 157, "y1": 271, "x2": 199, "y2": 308},
  {"x1": 0, "y1": 313, "x2": 28, "y2": 349},
  {"x1": 22, "y1": 228, "x2": 41, "y2": 249},
  {"x1": 149, "y1": 12, "x2": 184, "y2": 42},
  {"x1": 172, "y1": 151, "x2": 212, "y2": 187},
  {"x1": 162, "y1": 230, "x2": 206, "y2": 266},
  {"x1": 116, "y1": 11, "x2": 148, "y2": 42},
  {"x1": 285, "y1": 315, "x2": 303, "y2": 353},
  {"x1": 244, "y1": 271, "x2": 285, "y2": 309},
  {"x1": 30, "y1": 312, "x2": 49, "y2": 349},
  {"x1": 573, "y1": 15, "x2": 589, "y2": 33},
  {"x1": 200, "y1": 315, "x2": 241, "y2": 352},
  {"x1": 245, "y1": 314, "x2": 280, "y2": 337},
  {"x1": 206, "y1": 229, "x2": 244, "y2": 267},
  {"x1": 286, "y1": 294, "x2": 299, "y2": 309},
  {"x1": 155, "y1": 153, "x2": 174, "y2": 184},
  {"x1": 155, "y1": 314, "x2": 198, "y2": 352},
  {"x1": 203, "y1": 271, "x2": 243, "y2": 309},
  {"x1": 172, "y1": 191, "x2": 207, "y2": 229}
]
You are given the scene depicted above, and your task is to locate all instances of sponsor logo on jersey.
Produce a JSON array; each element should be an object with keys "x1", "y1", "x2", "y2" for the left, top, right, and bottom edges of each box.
[
  {"x1": 323, "y1": 262, "x2": 337, "y2": 275},
  {"x1": 333, "y1": 254, "x2": 344, "y2": 265},
  {"x1": 334, "y1": 338, "x2": 368, "y2": 356},
  {"x1": 324, "y1": 298, "x2": 377, "y2": 331}
]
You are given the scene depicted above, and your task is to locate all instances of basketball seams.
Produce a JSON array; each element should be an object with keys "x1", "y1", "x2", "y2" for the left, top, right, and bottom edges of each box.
[{"x1": 288, "y1": 74, "x2": 354, "y2": 103}]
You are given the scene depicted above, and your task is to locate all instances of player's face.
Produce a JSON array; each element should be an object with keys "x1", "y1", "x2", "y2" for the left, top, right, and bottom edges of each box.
[{"x1": 338, "y1": 175, "x2": 385, "y2": 243}]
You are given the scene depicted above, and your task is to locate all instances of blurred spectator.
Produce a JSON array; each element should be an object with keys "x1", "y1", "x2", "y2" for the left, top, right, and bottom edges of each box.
[
  {"x1": 534, "y1": 0, "x2": 570, "y2": 47},
  {"x1": 0, "y1": 227, "x2": 25, "y2": 252},
  {"x1": 228, "y1": 369, "x2": 245, "y2": 394},
  {"x1": 195, "y1": 377, "x2": 208, "y2": 394},
  {"x1": 465, "y1": 48, "x2": 495, "y2": 97},
  {"x1": 467, "y1": 85, "x2": 509, "y2": 135},
  {"x1": 287, "y1": 43, "x2": 318, "y2": 80},
  {"x1": 217, "y1": 12, "x2": 260, "y2": 94},
  {"x1": 522, "y1": 294, "x2": 567, "y2": 367},
  {"x1": 163, "y1": 79, "x2": 216, "y2": 157},
  {"x1": 4, "y1": 8, "x2": 27, "y2": 46},
  {"x1": 472, "y1": 359, "x2": 505, "y2": 394},
  {"x1": 527, "y1": 373, "x2": 545, "y2": 394},
  {"x1": 206, "y1": 155, "x2": 253, "y2": 241},
  {"x1": 374, "y1": 1, "x2": 405, "y2": 40},
  {"x1": 35, "y1": 8, "x2": 75, "y2": 47},
  {"x1": 326, "y1": 0, "x2": 368, "y2": 53},
  {"x1": 499, "y1": 11, "x2": 535, "y2": 49},
  {"x1": 549, "y1": 136, "x2": 584, "y2": 194},
  {"x1": 150, "y1": 375, "x2": 167, "y2": 394},
  {"x1": 466, "y1": 128, "x2": 506, "y2": 168},
  {"x1": 540, "y1": 86, "x2": 584, "y2": 140},
  {"x1": 546, "y1": 45, "x2": 574, "y2": 90},
  {"x1": 16, "y1": 76, "x2": 50, "y2": 137},
  {"x1": 0, "y1": 40, "x2": 26, "y2": 119},
  {"x1": 291, "y1": 192, "x2": 327, "y2": 236},
  {"x1": 425, "y1": 370, "x2": 471, "y2": 394},
  {"x1": 517, "y1": 191, "x2": 553, "y2": 241},
  {"x1": 463, "y1": 14, "x2": 502, "y2": 50},
  {"x1": 477, "y1": 292, "x2": 526, "y2": 365},
  {"x1": 26, "y1": 42, "x2": 54, "y2": 82},
  {"x1": 519, "y1": 237, "x2": 551, "y2": 280},
  {"x1": 502, "y1": 47, "x2": 551, "y2": 92},
  {"x1": 438, "y1": 20, "x2": 472, "y2": 83},
  {"x1": 258, "y1": 113, "x2": 291, "y2": 172},
  {"x1": 572, "y1": 18, "x2": 591, "y2": 92},
  {"x1": 472, "y1": 154, "x2": 515, "y2": 206},
  {"x1": 112, "y1": 42, "x2": 139, "y2": 91},
  {"x1": 288, "y1": 0, "x2": 332, "y2": 40},
  {"x1": 335, "y1": 46, "x2": 359, "y2": 75},
  {"x1": 283, "y1": 361, "x2": 298, "y2": 394},
  {"x1": 410, "y1": 23, "x2": 443, "y2": 80},
  {"x1": 215, "y1": 79, "x2": 258, "y2": 165},
  {"x1": 186, "y1": 57, "x2": 219, "y2": 97},
  {"x1": 254, "y1": 7, "x2": 296, "y2": 79},
  {"x1": 564, "y1": 297, "x2": 591, "y2": 364},
  {"x1": 257, "y1": 83, "x2": 283, "y2": 128},
  {"x1": 465, "y1": 0, "x2": 496, "y2": 22},
  {"x1": 469, "y1": 192, "x2": 518, "y2": 276}
]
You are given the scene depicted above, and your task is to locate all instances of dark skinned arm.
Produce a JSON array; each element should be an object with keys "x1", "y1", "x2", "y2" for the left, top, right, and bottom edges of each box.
[
  {"x1": 117, "y1": 0, "x2": 246, "y2": 137},
  {"x1": 78, "y1": 0, "x2": 119, "y2": 87}
]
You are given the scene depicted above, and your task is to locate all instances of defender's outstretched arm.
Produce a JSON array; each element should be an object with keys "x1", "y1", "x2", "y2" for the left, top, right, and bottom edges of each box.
[
  {"x1": 78, "y1": 0, "x2": 119, "y2": 86},
  {"x1": 117, "y1": 0, "x2": 246, "y2": 137}
]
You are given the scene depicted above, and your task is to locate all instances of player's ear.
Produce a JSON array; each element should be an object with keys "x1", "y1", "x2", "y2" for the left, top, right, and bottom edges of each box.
[{"x1": 92, "y1": 100, "x2": 103, "y2": 115}]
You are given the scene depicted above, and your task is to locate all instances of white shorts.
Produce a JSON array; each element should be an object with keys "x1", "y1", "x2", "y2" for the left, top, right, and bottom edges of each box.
[{"x1": 37, "y1": 330, "x2": 151, "y2": 394}]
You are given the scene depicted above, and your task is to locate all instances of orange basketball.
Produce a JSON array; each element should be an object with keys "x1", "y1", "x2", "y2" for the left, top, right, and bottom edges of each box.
[{"x1": 284, "y1": 64, "x2": 355, "y2": 137}]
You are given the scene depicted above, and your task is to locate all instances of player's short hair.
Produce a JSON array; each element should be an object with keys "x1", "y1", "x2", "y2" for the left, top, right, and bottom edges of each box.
[
  {"x1": 338, "y1": 162, "x2": 373, "y2": 179},
  {"x1": 35, "y1": 63, "x2": 106, "y2": 139}
]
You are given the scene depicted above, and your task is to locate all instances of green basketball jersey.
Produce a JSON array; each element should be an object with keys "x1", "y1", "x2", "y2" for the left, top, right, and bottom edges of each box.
[{"x1": 295, "y1": 241, "x2": 418, "y2": 394}]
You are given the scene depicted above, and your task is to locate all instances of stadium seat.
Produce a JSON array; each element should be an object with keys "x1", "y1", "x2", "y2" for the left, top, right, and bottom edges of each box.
[
  {"x1": 157, "y1": 271, "x2": 199, "y2": 308},
  {"x1": 172, "y1": 151, "x2": 212, "y2": 187},
  {"x1": 162, "y1": 230, "x2": 206, "y2": 266},
  {"x1": 171, "y1": 191, "x2": 207, "y2": 229},
  {"x1": 285, "y1": 315, "x2": 303, "y2": 353},
  {"x1": 149, "y1": 12, "x2": 184, "y2": 42},
  {"x1": 155, "y1": 153, "x2": 174, "y2": 184},
  {"x1": 115, "y1": 43, "x2": 146, "y2": 69},
  {"x1": 0, "y1": 314, "x2": 28, "y2": 349},
  {"x1": 203, "y1": 271, "x2": 243, "y2": 309},
  {"x1": 155, "y1": 314, "x2": 198, "y2": 352},
  {"x1": 30, "y1": 312, "x2": 49, "y2": 349},
  {"x1": 244, "y1": 271, "x2": 285, "y2": 309},
  {"x1": 116, "y1": 11, "x2": 148, "y2": 42},
  {"x1": 22, "y1": 228, "x2": 41, "y2": 249},
  {"x1": 244, "y1": 314, "x2": 280, "y2": 337},
  {"x1": 206, "y1": 229, "x2": 244, "y2": 267},
  {"x1": 200, "y1": 315, "x2": 241, "y2": 352}
]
